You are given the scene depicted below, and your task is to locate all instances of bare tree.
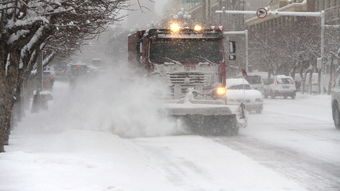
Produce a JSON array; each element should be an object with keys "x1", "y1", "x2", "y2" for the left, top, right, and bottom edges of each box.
[
  {"x1": 249, "y1": 17, "x2": 321, "y2": 94},
  {"x1": 0, "y1": 0, "x2": 127, "y2": 152}
]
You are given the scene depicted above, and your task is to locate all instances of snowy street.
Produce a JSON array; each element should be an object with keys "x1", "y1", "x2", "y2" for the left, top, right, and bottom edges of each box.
[
  {"x1": 1, "y1": 0, "x2": 339, "y2": 191},
  {"x1": 1, "y1": 82, "x2": 339, "y2": 191},
  {"x1": 217, "y1": 96, "x2": 340, "y2": 191}
]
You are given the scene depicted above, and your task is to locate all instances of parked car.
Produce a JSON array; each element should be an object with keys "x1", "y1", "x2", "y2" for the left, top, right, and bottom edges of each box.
[
  {"x1": 263, "y1": 75, "x2": 296, "y2": 99},
  {"x1": 226, "y1": 78, "x2": 263, "y2": 113},
  {"x1": 331, "y1": 75, "x2": 340, "y2": 130},
  {"x1": 245, "y1": 74, "x2": 264, "y2": 94}
]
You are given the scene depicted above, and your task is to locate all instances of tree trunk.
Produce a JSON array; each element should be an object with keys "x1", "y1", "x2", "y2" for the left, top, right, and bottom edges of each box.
[
  {"x1": 328, "y1": 55, "x2": 334, "y2": 95},
  {"x1": 4, "y1": 103, "x2": 13, "y2": 145},
  {"x1": 0, "y1": 45, "x2": 7, "y2": 152},
  {"x1": 0, "y1": 104, "x2": 5, "y2": 152},
  {"x1": 308, "y1": 70, "x2": 313, "y2": 94},
  {"x1": 0, "y1": 81, "x2": 14, "y2": 151},
  {"x1": 301, "y1": 74, "x2": 306, "y2": 94},
  {"x1": 0, "y1": 77, "x2": 16, "y2": 148},
  {"x1": 0, "y1": 49, "x2": 22, "y2": 151}
]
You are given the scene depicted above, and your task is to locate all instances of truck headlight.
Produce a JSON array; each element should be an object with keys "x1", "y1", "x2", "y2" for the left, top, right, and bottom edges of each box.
[
  {"x1": 216, "y1": 87, "x2": 227, "y2": 96},
  {"x1": 170, "y1": 23, "x2": 181, "y2": 33},
  {"x1": 194, "y1": 24, "x2": 203, "y2": 32}
]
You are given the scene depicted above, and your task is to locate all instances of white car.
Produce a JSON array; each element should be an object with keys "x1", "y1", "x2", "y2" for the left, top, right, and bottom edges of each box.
[
  {"x1": 226, "y1": 78, "x2": 263, "y2": 113},
  {"x1": 264, "y1": 75, "x2": 296, "y2": 99}
]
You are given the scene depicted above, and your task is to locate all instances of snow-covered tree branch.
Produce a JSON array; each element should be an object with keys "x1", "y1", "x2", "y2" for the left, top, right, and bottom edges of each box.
[{"x1": 0, "y1": 0, "x2": 127, "y2": 152}]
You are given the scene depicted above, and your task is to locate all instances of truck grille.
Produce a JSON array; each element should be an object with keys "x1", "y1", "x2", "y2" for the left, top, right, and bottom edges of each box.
[
  {"x1": 168, "y1": 72, "x2": 212, "y2": 98},
  {"x1": 168, "y1": 72, "x2": 206, "y2": 85}
]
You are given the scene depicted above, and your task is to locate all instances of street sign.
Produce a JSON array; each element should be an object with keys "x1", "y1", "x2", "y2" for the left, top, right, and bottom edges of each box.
[{"x1": 256, "y1": 8, "x2": 268, "y2": 19}]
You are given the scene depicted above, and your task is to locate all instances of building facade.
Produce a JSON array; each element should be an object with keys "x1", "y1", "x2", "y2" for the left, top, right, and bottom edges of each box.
[
  {"x1": 246, "y1": 0, "x2": 339, "y2": 76},
  {"x1": 171, "y1": 0, "x2": 245, "y2": 29}
]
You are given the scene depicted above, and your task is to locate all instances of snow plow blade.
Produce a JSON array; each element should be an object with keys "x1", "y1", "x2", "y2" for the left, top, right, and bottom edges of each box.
[{"x1": 165, "y1": 104, "x2": 245, "y2": 136}]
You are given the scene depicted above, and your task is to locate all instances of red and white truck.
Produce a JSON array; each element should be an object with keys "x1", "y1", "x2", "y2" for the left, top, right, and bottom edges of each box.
[{"x1": 128, "y1": 24, "x2": 246, "y2": 135}]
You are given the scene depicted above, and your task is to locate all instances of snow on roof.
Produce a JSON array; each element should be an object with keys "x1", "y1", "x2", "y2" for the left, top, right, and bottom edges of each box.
[
  {"x1": 226, "y1": 78, "x2": 249, "y2": 88},
  {"x1": 247, "y1": 72, "x2": 267, "y2": 78},
  {"x1": 276, "y1": 75, "x2": 292, "y2": 79}
]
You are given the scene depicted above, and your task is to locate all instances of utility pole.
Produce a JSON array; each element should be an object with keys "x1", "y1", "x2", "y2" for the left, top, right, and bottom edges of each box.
[
  {"x1": 320, "y1": 11, "x2": 325, "y2": 94},
  {"x1": 202, "y1": 0, "x2": 207, "y2": 24},
  {"x1": 218, "y1": 0, "x2": 223, "y2": 24},
  {"x1": 207, "y1": 0, "x2": 211, "y2": 23}
]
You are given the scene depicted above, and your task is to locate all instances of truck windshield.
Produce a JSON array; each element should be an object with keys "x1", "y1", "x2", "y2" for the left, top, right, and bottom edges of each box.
[{"x1": 150, "y1": 39, "x2": 223, "y2": 63}]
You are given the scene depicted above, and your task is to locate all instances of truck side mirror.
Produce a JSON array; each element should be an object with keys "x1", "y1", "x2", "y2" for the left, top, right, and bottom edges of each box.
[
  {"x1": 229, "y1": 41, "x2": 236, "y2": 60},
  {"x1": 229, "y1": 41, "x2": 236, "y2": 54}
]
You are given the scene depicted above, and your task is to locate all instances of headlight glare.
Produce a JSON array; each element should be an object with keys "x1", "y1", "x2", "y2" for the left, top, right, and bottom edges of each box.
[{"x1": 216, "y1": 87, "x2": 227, "y2": 96}]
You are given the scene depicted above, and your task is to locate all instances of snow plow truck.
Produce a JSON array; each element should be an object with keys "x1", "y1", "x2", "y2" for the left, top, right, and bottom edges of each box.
[{"x1": 128, "y1": 23, "x2": 247, "y2": 136}]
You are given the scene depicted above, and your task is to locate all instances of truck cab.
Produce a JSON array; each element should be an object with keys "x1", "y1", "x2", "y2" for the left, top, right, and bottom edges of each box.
[
  {"x1": 129, "y1": 26, "x2": 227, "y2": 100},
  {"x1": 128, "y1": 24, "x2": 246, "y2": 136}
]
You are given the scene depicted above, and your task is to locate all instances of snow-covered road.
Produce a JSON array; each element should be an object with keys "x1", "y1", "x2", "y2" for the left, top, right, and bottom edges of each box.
[
  {"x1": 216, "y1": 95, "x2": 340, "y2": 191},
  {"x1": 1, "y1": 82, "x2": 340, "y2": 191}
]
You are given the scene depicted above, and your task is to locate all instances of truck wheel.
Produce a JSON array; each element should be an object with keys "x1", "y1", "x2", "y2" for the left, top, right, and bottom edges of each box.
[
  {"x1": 225, "y1": 126, "x2": 239, "y2": 136},
  {"x1": 291, "y1": 94, "x2": 296, "y2": 99},
  {"x1": 270, "y1": 91, "x2": 275, "y2": 99},
  {"x1": 231, "y1": 127, "x2": 239, "y2": 136},
  {"x1": 223, "y1": 116, "x2": 239, "y2": 136},
  {"x1": 332, "y1": 103, "x2": 340, "y2": 129}
]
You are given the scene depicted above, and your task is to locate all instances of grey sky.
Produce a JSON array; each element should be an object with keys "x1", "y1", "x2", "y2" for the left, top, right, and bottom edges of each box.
[{"x1": 127, "y1": 0, "x2": 170, "y2": 29}]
